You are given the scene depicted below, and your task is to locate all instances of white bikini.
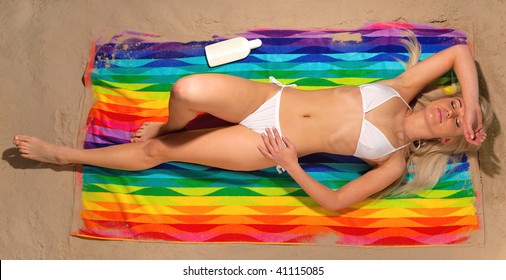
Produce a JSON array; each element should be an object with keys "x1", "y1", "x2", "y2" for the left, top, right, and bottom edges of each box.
[
  {"x1": 239, "y1": 76, "x2": 295, "y2": 136},
  {"x1": 354, "y1": 83, "x2": 412, "y2": 160},
  {"x1": 239, "y1": 78, "x2": 411, "y2": 165}
]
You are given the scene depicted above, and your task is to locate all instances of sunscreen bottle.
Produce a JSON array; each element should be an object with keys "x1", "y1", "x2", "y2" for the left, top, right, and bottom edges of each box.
[{"x1": 205, "y1": 37, "x2": 262, "y2": 67}]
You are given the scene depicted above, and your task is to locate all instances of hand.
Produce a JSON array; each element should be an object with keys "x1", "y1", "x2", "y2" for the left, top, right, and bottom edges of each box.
[
  {"x1": 257, "y1": 128, "x2": 299, "y2": 171},
  {"x1": 463, "y1": 102, "x2": 486, "y2": 145}
]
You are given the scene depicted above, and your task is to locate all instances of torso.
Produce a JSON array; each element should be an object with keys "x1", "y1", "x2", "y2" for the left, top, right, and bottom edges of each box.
[{"x1": 279, "y1": 84, "x2": 410, "y2": 165}]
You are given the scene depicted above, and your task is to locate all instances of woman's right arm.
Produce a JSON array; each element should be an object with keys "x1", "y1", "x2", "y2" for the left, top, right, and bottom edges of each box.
[{"x1": 385, "y1": 44, "x2": 484, "y2": 143}]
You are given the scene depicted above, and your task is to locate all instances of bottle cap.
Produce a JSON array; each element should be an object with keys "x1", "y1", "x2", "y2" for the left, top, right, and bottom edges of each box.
[{"x1": 248, "y1": 39, "x2": 262, "y2": 49}]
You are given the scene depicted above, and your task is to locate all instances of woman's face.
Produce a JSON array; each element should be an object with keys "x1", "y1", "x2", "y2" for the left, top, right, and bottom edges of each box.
[{"x1": 424, "y1": 96, "x2": 465, "y2": 139}]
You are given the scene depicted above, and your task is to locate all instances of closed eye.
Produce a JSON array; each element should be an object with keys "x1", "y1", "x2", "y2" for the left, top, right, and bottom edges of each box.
[{"x1": 455, "y1": 98, "x2": 463, "y2": 128}]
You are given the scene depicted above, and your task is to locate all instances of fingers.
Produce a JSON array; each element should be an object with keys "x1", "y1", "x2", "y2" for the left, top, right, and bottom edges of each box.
[
  {"x1": 258, "y1": 128, "x2": 289, "y2": 156},
  {"x1": 258, "y1": 129, "x2": 280, "y2": 161},
  {"x1": 475, "y1": 127, "x2": 487, "y2": 142},
  {"x1": 261, "y1": 130, "x2": 275, "y2": 152},
  {"x1": 463, "y1": 118, "x2": 478, "y2": 141},
  {"x1": 463, "y1": 105, "x2": 484, "y2": 144},
  {"x1": 257, "y1": 145, "x2": 273, "y2": 160},
  {"x1": 464, "y1": 130, "x2": 479, "y2": 145},
  {"x1": 265, "y1": 128, "x2": 277, "y2": 149},
  {"x1": 258, "y1": 127, "x2": 297, "y2": 154},
  {"x1": 282, "y1": 136, "x2": 294, "y2": 149},
  {"x1": 263, "y1": 128, "x2": 284, "y2": 149},
  {"x1": 271, "y1": 128, "x2": 284, "y2": 146},
  {"x1": 464, "y1": 127, "x2": 487, "y2": 145}
]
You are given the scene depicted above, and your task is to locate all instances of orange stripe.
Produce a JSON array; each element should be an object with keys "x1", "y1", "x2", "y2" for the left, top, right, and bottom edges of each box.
[
  {"x1": 81, "y1": 210, "x2": 478, "y2": 230},
  {"x1": 98, "y1": 94, "x2": 168, "y2": 108},
  {"x1": 93, "y1": 101, "x2": 167, "y2": 117}
]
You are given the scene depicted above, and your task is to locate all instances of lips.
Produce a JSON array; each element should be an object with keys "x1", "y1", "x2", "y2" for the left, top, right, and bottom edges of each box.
[{"x1": 436, "y1": 108, "x2": 443, "y2": 124}]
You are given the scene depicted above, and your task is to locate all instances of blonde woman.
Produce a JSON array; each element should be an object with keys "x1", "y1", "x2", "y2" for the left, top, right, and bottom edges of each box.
[{"x1": 13, "y1": 37, "x2": 491, "y2": 211}]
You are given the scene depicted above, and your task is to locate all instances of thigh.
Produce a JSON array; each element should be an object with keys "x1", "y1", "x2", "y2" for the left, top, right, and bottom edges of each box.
[
  {"x1": 151, "y1": 125, "x2": 276, "y2": 171},
  {"x1": 173, "y1": 74, "x2": 280, "y2": 123}
]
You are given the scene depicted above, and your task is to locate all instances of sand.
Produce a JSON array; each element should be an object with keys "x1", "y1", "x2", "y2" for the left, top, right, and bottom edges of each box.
[{"x1": 1, "y1": 0, "x2": 504, "y2": 259}]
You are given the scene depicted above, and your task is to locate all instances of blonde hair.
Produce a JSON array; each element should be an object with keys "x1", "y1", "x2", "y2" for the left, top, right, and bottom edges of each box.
[{"x1": 376, "y1": 32, "x2": 494, "y2": 198}]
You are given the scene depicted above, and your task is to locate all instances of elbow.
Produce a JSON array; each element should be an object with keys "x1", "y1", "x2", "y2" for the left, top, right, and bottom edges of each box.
[
  {"x1": 323, "y1": 204, "x2": 343, "y2": 212},
  {"x1": 323, "y1": 203, "x2": 347, "y2": 212},
  {"x1": 448, "y1": 43, "x2": 470, "y2": 55},
  {"x1": 452, "y1": 44, "x2": 473, "y2": 61},
  {"x1": 320, "y1": 192, "x2": 347, "y2": 212}
]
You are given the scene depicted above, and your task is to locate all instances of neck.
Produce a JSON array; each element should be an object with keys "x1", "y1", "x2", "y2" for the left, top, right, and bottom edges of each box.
[{"x1": 403, "y1": 110, "x2": 434, "y2": 142}]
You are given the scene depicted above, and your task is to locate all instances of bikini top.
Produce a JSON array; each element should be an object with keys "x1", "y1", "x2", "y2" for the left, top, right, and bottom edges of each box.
[{"x1": 353, "y1": 83, "x2": 412, "y2": 160}]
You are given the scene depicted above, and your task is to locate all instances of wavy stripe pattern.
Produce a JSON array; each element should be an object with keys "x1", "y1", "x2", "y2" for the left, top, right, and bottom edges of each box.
[{"x1": 74, "y1": 22, "x2": 478, "y2": 246}]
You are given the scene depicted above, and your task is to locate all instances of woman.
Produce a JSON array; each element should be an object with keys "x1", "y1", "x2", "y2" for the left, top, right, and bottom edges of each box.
[{"x1": 13, "y1": 38, "x2": 491, "y2": 211}]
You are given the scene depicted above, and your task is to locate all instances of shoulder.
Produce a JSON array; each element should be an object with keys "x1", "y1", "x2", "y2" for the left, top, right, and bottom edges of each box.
[
  {"x1": 334, "y1": 152, "x2": 407, "y2": 205},
  {"x1": 370, "y1": 151, "x2": 407, "y2": 177},
  {"x1": 344, "y1": 152, "x2": 406, "y2": 199}
]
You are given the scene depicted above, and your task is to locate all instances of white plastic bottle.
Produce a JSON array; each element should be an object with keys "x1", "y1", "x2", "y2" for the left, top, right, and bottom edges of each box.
[{"x1": 205, "y1": 37, "x2": 262, "y2": 67}]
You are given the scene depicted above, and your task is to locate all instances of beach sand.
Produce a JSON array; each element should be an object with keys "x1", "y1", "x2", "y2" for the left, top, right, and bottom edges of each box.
[{"x1": 1, "y1": 0, "x2": 504, "y2": 259}]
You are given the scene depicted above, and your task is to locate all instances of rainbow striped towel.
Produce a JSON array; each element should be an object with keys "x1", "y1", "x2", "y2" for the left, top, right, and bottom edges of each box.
[{"x1": 72, "y1": 22, "x2": 480, "y2": 246}]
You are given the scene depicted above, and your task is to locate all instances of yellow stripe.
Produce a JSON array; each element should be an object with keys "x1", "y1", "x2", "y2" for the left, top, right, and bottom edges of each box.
[
  {"x1": 87, "y1": 184, "x2": 302, "y2": 196},
  {"x1": 82, "y1": 192, "x2": 475, "y2": 209},
  {"x1": 82, "y1": 198, "x2": 476, "y2": 218},
  {"x1": 92, "y1": 85, "x2": 170, "y2": 100},
  {"x1": 82, "y1": 192, "x2": 315, "y2": 207}
]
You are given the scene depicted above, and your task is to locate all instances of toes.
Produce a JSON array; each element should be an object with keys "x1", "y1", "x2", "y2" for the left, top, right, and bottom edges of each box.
[
  {"x1": 14, "y1": 135, "x2": 36, "y2": 146},
  {"x1": 13, "y1": 135, "x2": 26, "y2": 145},
  {"x1": 18, "y1": 142, "x2": 31, "y2": 154},
  {"x1": 15, "y1": 134, "x2": 30, "y2": 141},
  {"x1": 137, "y1": 123, "x2": 149, "y2": 131},
  {"x1": 13, "y1": 135, "x2": 39, "y2": 153},
  {"x1": 130, "y1": 132, "x2": 144, "y2": 142},
  {"x1": 130, "y1": 136, "x2": 143, "y2": 143},
  {"x1": 130, "y1": 125, "x2": 146, "y2": 140}
]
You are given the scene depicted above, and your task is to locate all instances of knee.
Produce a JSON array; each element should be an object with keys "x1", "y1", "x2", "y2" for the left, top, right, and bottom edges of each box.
[
  {"x1": 142, "y1": 139, "x2": 167, "y2": 163},
  {"x1": 171, "y1": 75, "x2": 207, "y2": 105}
]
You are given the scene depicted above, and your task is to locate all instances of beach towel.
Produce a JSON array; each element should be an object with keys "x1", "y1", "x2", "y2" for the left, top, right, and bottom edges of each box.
[{"x1": 72, "y1": 22, "x2": 481, "y2": 246}]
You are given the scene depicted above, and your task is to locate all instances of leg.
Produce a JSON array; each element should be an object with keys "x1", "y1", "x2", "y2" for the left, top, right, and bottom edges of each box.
[
  {"x1": 131, "y1": 74, "x2": 279, "y2": 142},
  {"x1": 14, "y1": 125, "x2": 275, "y2": 171},
  {"x1": 14, "y1": 134, "x2": 158, "y2": 170}
]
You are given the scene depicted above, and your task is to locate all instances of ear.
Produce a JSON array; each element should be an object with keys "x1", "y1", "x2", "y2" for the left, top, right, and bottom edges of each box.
[{"x1": 439, "y1": 137, "x2": 454, "y2": 144}]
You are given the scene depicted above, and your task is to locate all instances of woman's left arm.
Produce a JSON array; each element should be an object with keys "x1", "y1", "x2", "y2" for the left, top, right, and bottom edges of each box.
[{"x1": 257, "y1": 128, "x2": 405, "y2": 211}]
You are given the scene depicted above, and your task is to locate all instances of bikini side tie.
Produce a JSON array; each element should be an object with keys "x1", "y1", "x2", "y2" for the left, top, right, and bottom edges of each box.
[
  {"x1": 269, "y1": 76, "x2": 297, "y2": 88},
  {"x1": 268, "y1": 76, "x2": 296, "y2": 174}
]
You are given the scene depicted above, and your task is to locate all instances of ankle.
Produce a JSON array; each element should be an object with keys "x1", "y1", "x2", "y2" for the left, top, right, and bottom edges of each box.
[{"x1": 54, "y1": 146, "x2": 71, "y2": 165}]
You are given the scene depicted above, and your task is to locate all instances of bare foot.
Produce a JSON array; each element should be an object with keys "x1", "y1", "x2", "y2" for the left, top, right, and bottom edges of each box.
[
  {"x1": 130, "y1": 122, "x2": 168, "y2": 142},
  {"x1": 13, "y1": 135, "x2": 69, "y2": 165}
]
